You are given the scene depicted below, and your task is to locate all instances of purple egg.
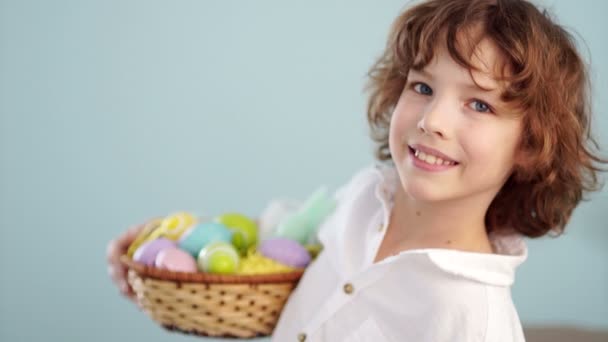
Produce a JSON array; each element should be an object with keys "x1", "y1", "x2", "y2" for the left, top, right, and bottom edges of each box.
[
  {"x1": 259, "y1": 238, "x2": 311, "y2": 268},
  {"x1": 133, "y1": 238, "x2": 176, "y2": 266}
]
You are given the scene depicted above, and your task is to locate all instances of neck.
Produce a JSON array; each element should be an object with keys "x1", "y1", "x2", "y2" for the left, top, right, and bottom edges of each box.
[{"x1": 388, "y1": 182, "x2": 495, "y2": 254}]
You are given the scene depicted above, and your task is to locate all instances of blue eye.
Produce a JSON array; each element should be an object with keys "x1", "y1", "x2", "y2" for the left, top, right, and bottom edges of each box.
[
  {"x1": 413, "y1": 82, "x2": 433, "y2": 95},
  {"x1": 470, "y1": 100, "x2": 492, "y2": 113}
]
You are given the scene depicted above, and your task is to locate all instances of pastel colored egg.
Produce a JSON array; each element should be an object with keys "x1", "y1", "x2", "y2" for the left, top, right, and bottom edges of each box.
[
  {"x1": 126, "y1": 218, "x2": 163, "y2": 258},
  {"x1": 197, "y1": 242, "x2": 240, "y2": 274},
  {"x1": 237, "y1": 251, "x2": 295, "y2": 275},
  {"x1": 154, "y1": 247, "x2": 197, "y2": 273},
  {"x1": 259, "y1": 238, "x2": 311, "y2": 268},
  {"x1": 133, "y1": 238, "x2": 176, "y2": 266},
  {"x1": 214, "y1": 213, "x2": 258, "y2": 254},
  {"x1": 178, "y1": 222, "x2": 233, "y2": 257},
  {"x1": 147, "y1": 212, "x2": 197, "y2": 241}
]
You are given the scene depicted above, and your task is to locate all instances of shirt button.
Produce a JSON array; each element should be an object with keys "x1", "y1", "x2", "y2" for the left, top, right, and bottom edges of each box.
[
  {"x1": 343, "y1": 283, "x2": 354, "y2": 294},
  {"x1": 297, "y1": 333, "x2": 306, "y2": 341}
]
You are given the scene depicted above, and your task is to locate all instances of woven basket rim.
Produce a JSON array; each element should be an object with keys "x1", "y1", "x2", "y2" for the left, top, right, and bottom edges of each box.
[{"x1": 121, "y1": 255, "x2": 305, "y2": 284}]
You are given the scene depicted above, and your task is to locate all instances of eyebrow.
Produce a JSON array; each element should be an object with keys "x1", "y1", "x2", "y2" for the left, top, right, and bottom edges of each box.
[
  {"x1": 410, "y1": 68, "x2": 433, "y2": 79},
  {"x1": 409, "y1": 68, "x2": 500, "y2": 94}
]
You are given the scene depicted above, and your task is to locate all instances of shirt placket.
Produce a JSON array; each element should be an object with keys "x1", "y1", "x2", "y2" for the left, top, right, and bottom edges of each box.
[
  {"x1": 363, "y1": 179, "x2": 395, "y2": 268},
  {"x1": 296, "y1": 263, "x2": 391, "y2": 341},
  {"x1": 293, "y1": 167, "x2": 397, "y2": 341}
]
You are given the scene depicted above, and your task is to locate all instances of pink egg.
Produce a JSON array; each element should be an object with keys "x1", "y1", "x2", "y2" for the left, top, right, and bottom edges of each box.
[{"x1": 154, "y1": 247, "x2": 198, "y2": 273}]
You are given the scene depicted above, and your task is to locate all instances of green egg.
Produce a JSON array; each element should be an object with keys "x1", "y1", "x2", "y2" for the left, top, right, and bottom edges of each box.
[
  {"x1": 197, "y1": 242, "x2": 240, "y2": 274},
  {"x1": 214, "y1": 213, "x2": 258, "y2": 254}
]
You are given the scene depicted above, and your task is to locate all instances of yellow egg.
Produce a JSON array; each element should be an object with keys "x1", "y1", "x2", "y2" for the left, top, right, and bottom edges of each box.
[
  {"x1": 148, "y1": 212, "x2": 197, "y2": 241},
  {"x1": 236, "y1": 251, "x2": 297, "y2": 275},
  {"x1": 126, "y1": 218, "x2": 163, "y2": 257}
]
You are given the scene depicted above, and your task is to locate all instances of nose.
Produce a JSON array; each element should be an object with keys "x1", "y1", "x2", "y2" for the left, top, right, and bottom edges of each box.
[{"x1": 416, "y1": 96, "x2": 453, "y2": 139}]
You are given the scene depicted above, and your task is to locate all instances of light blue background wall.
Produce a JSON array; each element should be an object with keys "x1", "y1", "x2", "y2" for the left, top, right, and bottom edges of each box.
[{"x1": 1, "y1": 0, "x2": 606, "y2": 341}]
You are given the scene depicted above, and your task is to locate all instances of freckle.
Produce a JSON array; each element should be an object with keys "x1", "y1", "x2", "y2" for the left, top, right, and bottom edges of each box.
[
  {"x1": 446, "y1": 240, "x2": 452, "y2": 244},
  {"x1": 416, "y1": 211, "x2": 421, "y2": 216}
]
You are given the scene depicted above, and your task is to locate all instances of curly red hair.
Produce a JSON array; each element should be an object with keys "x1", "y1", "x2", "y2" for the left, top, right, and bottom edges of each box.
[{"x1": 365, "y1": 0, "x2": 607, "y2": 237}]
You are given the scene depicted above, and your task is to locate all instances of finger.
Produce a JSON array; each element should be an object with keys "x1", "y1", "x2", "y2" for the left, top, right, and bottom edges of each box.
[
  {"x1": 108, "y1": 264, "x2": 126, "y2": 284},
  {"x1": 119, "y1": 281, "x2": 131, "y2": 295},
  {"x1": 121, "y1": 218, "x2": 162, "y2": 248},
  {"x1": 107, "y1": 222, "x2": 151, "y2": 263},
  {"x1": 106, "y1": 239, "x2": 120, "y2": 263},
  {"x1": 119, "y1": 225, "x2": 142, "y2": 248},
  {"x1": 119, "y1": 277, "x2": 138, "y2": 302},
  {"x1": 107, "y1": 240, "x2": 129, "y2": 265}
]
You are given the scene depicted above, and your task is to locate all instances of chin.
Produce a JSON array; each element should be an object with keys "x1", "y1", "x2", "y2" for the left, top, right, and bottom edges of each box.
[
  {"x1": 399, "y1": 176, "x2": 454, "y2": 203},
  {"x1": 404, "y1": 185, "x2": 450, "y2": 203}
]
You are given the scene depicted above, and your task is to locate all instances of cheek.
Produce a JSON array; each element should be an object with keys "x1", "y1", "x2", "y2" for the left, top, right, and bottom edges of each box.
[
  {"x1": 388, "y1": 112, "x2": 409, "y2": 158},
  {"x1": 461, "y1": 129, "x2": 520, "y2": 177},
  {"x1": 389, "y1": 98, "x2": 421, "y2": 151}
]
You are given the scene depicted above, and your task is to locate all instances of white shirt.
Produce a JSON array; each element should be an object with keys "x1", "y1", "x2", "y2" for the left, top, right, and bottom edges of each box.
[{"x1": 271, "y1": 163, "x2": 527, "y2": 342}]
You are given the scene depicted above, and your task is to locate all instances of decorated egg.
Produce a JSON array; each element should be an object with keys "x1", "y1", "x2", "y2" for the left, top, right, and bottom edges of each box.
[
  {"x1": 126, "y1": 218, "x2": 163, "y2": 258},
  {"x1": 197, "y1": 242, "x2": 240, "y2": 274},
  {"x1": 259, "y1": 238, "x2": 311, "y2": 268},
  {"x1": 237, "y1": 251, "x2": 296, "y2": 275},
  {"x1": 147, "y1": 212, "x2": 197, "y2": 241},
  {"x1": 214, "y1": 213, "x2": 258, "y2": 254},
  {"x1": 154, "y1": 247, "x2": 197, "y2": 273},
  {"x1": 133, "y1": 238, "x2": 176, "y2": 266},
  {"x1": 178, "y1": 222, "x2": 233, "y2": 257}
]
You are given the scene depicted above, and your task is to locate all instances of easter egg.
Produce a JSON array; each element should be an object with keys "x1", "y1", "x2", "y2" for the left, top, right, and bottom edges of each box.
[
  {"x1": 147, "y1": 212, "x2": 197, "y2": 241},
  {"x1": 126, "y1": 218, "x2": 163, "y2": 258},
  {"x1": 178, "y1": 222, "x2": 233, "y2": 257},
  {"x1": 197, "y1": 242, "x2": 240, "y2": 274},
  {"x1": 133, "y1": 238, "x2": 176, "y2": 266},
  {"x1": 154, "y1": 247, "x2": 197, "y2": 273},
  {"x1": 214, "y1": 213, "x2": 258, "y2": 254},
  {"x1": 237, "y1": 251, "x2": 296, "y2": 275},
  {"x1": 259, "y1": 238, "x2": 311, "y2": 268}
]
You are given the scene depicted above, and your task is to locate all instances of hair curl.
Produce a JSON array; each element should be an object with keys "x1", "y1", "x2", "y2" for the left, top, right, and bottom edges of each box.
[{"x1": 365, "y1": 0, "x2": 607, "y2": 237}]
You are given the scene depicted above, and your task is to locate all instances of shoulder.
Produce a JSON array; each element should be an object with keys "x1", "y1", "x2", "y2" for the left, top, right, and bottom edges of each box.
[
  {"x1": 315, "y1": 163, "x2": 383, "y2": 243},
  {"x1": 384, "y1": 254, "x2": 524, "y2": 341},
  {"x1": 427, "y1": 282, "x2": 524, "y2": 342},
  {"x1": 483, "y1": 287, "x2": 526, "y2": 341},
  {"x1": 333, "y1": 162, "x2": 382, "y2": 201},
  {"x1": 384, "y1": 272, "x2": 489, "y2": 341},
  {"x1": 405, "y1": 249, "x2": 526, "y2": 341},
  {"x1": 437, "y1": 286, "x2": 524, "y2": 342}
]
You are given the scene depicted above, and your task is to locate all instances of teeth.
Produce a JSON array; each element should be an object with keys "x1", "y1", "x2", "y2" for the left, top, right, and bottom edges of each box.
[{"x1": 413, "y1": 149, "x2": 455, "y2": 166}]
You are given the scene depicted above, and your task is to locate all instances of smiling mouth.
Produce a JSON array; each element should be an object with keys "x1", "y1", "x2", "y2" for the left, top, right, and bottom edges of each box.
[{"x1": 408, "y1": 146, "x2": 459, "y2": 166}]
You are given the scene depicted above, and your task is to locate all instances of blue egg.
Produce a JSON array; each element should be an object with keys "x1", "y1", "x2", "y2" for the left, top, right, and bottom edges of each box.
[{"x1": 178, "y1": 222, "x2": 233, "y2": 257}]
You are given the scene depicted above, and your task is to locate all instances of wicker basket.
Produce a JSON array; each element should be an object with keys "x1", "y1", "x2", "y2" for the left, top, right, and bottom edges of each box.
[{"x1": 121, "y1": 256, "x2": 305, "y2": 338}]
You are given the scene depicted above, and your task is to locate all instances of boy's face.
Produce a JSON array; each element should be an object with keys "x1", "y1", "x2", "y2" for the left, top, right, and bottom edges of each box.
[{"x1": 389, "y1": 38, "x2": 522, "y2": 205}]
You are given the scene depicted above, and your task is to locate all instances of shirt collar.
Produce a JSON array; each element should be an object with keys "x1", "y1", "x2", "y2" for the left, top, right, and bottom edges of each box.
[{"x1": 370, "y1": 162, "x2": 528, "y2": 287}]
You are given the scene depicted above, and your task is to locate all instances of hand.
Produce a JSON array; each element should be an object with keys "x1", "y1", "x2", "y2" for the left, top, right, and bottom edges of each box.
[{"x1": 106, "y1": 220, "x2": 153, "y2": 302}]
